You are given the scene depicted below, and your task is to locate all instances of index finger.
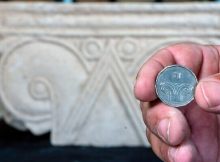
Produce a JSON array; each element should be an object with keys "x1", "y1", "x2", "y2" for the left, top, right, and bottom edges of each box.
[{"x1": 134, "y1": 43, "x2": 203, "y2": 102}]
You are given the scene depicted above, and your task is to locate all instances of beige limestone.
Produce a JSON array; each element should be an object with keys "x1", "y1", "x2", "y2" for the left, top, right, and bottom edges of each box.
[{"x1": 0, "y1": 2, "x2": 220, "y2": 146}]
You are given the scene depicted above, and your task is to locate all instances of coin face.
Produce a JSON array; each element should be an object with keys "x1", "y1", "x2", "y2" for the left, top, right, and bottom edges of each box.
[{"x1": 155, "y1": 65, "x2": 198, "y2": 107}]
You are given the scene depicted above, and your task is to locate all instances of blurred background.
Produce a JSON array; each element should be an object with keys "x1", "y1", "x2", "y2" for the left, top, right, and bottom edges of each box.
[
  {"x1": 0, "y1": 0, "x2": 219, "y2": 162},
  {"x1": 0, "y1": 0, "x2": 219, "y2": 2}
]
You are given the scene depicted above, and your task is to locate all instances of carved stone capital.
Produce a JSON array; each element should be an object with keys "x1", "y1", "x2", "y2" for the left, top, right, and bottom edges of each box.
[{"x1": 0, "y1": 3, "x2": 219, "y2": 146}]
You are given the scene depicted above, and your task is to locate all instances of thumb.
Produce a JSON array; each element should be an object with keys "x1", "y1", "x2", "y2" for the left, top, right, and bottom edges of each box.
[{"x1": 195, "y1": 74, "x2": 220, "y2": 113}]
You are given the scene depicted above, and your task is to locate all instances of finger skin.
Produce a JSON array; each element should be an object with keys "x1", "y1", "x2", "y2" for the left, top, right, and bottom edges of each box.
[
  {"x1": 195, "y1": 73, "x2": 220, "y2": 112},
  {"x1": 147, "y1": 130, "x2": 202, "y2": 162},
  {"x1": 135, "y1": 43, "x2": 220, "y2": 162},
  {"x1": 134, "y1": 43, "x2": 203, "y2": 102},
  {"x1": 141, "y1": 101, "x2": 190, "y2": 146},
  {"x1": 147, "y1": 129, "x2": 170, "y2": 162},
  {"x1": 183, "y1": 102, "x2": 219, "y2": 162},
  {"x1": 134, "y1": 48, "x2": 175, "y2": 101},
  {"x1": 198, "y1": 45, "x2": 220, "y2": 78}
]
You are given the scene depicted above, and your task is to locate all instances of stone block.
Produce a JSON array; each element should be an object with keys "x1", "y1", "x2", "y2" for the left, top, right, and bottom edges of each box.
[{"x1": 0, "y1": 2, "x2": 219, "y2": 146}]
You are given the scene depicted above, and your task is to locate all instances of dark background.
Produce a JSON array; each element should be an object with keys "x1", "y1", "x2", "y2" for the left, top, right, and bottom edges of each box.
[
  {"x1": 0, "y1": 121, "x2": 162, "y2": 162},
  {"x1": 0, "y1": 0, "x2": 212, "y2": 161}
]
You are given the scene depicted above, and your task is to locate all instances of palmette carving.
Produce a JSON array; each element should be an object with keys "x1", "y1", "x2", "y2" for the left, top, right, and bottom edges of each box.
[{"x1": 159, "y1": 82, "x2": 193, "y2": 103}]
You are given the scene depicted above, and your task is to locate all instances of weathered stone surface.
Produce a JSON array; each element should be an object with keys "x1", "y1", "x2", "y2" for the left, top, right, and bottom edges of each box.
[{"x1": 0, "y1": 2, "x2": 220, "y2": 146}]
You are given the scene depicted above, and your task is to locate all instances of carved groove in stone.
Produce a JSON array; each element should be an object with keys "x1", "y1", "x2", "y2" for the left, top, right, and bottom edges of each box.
[
  {"x1": 28, "y1": 77, "x2": 53, "y2": 101},
  {"x1": 0, "y1": 38, "x2": 88, "y2": 135}
]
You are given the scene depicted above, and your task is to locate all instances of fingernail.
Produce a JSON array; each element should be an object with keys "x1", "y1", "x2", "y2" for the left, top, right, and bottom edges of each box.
[
  {"x1": 200, "y1": 80, "x2": 220, "y2": 108},
  {"x1": 157, "y1": 118, "x2": 170, "y2": 143},
  {"x1": 168, "y1": 147, "x2": 177, "y2": 162}
]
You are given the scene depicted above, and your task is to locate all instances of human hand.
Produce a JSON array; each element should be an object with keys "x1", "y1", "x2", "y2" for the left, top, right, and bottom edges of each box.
[{"x1": 134, "y1": 43, "x2": 220, "y2": 162}]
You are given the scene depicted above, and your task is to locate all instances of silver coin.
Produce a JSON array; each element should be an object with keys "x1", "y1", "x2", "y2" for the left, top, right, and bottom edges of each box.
[{"x1": 155, "y1": 65, "x2": 198, "y2": 107}]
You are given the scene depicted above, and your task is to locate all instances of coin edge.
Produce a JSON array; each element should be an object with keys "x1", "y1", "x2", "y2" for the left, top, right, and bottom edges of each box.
[{"x1": 155, "y1": 64, "x2": 198, "y2": 107}]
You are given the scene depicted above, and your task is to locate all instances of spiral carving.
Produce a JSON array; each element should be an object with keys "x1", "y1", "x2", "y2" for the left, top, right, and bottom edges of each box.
[
  {"x1": 82, "y1": 38, "x2": 103, "y2": 59},
  {"x1": 117, "y1": 38, "x2": 139, "y2": 60},
  {"x1": 28, "y1": 77, "x2": 52, "y2": 101},
  {"x1": 0, "y1": 39, "x2": 87, "y2": 135}
]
